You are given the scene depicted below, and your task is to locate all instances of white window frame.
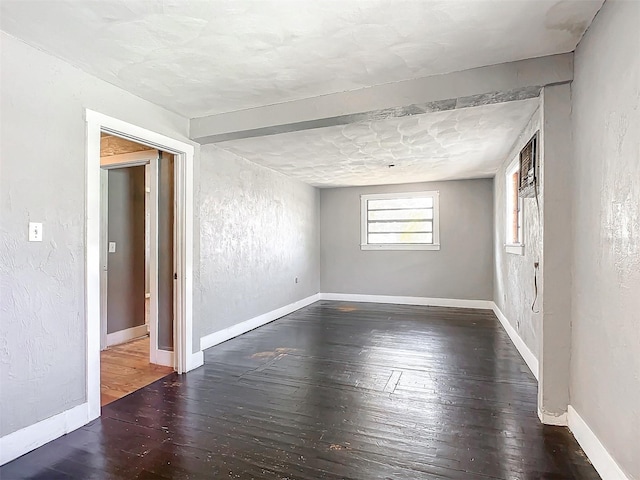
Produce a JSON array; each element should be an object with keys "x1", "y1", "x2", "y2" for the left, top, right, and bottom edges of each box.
[
  {"x1": 505, "y1": 156, "x2": 525, "y2": 255},
  {"x1": 360, "y1": 191, "x2": 440, "y2": 251}
]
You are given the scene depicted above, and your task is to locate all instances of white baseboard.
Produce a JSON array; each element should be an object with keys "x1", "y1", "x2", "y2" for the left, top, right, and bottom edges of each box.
[
  {"x1": 568, "y1": 406, "x2": 630, "y2": 480},
  {"x1": 154, "y1": 349, "x2": 174, "y2": 368},
  {"x1": 319, "y1": 293, "x2": 494, "y2": 310},
  {"x1": 537, "y1": 408, "x2": 568, "y2": 426},
  {"x1": 106, "y1": 324, "x2": 148, "y2": 347},
  {"x1": 186, "y1": 350, "x2": 204, "y2": 372},
  {"x1": 491, "y1": 303, "x2": 539, "y2": 380},
  {"x1": 200, "y1": 293, "x2": 321, "y2": 351},
  {"x1": 0, "y1": 403, "x2": 89, "y2": 466}
]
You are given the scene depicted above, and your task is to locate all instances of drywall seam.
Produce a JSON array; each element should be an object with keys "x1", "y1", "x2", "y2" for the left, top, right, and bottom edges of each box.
[
  {"x1": 200, "y1": 294, "x2": 321, "y2": 351},
  {"x1": 106, "y1": 325, "x2": 148, "y2": 347},
  {"x1": 492, "y1": 303, "x2": 539, "y2": 380},
  {"x1": 0, "y1": 403, "x2": 89, "y2": 466},
  {"x1": 568, "y1": 406, "x2": 631, "y2": 480},
  {"x1": 319, "y1": 293, "x2": 493, "y2": 309}
]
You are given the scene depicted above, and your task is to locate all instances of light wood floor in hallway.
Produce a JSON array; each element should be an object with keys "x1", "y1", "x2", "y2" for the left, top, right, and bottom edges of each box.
[{"x1": 100, "y1": 336, "x2": 174, "y2": 406}]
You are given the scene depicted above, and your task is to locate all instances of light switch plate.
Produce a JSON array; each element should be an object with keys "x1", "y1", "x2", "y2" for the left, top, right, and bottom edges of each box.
[
  {"x1": 108, "y1": 241, "x2": 116, "y2": 253},
  {"x1": 28, "y1": 222, "x2": 43, "y2": 242}
]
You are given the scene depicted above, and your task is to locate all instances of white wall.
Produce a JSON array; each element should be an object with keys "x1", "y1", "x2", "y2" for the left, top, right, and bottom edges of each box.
[
  {"x1": 0, "y1": 32, "x2": 196, "y2": 437},
  {"x1": 198, "y1": 147, "x2": 320, "y2": 338},
  {"x1": 493, "y1": 107, "x2": 542, "y2": 359},
  {"x1": 570, "y1": 1, "x2": 640, "y2": 477},
  {"x1": 320, "y1": 179, "x2": 494, "y2": 300}
]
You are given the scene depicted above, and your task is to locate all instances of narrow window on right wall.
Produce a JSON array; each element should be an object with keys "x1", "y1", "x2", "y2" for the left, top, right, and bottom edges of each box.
[{"x1": 505, "y1": 155, "x2": 524, "y2": 255}]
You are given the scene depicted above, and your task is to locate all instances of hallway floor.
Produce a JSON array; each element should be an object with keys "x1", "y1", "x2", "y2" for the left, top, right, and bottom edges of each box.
[
  {"x1": 2, "y1": 301, "x2": 599, "y2": 479},
  {"x1": 100, "y1": 336, "x2": 173, "y2": 406}
]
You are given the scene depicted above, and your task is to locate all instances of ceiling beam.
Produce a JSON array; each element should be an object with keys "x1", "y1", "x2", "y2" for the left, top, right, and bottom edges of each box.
[{"x1": 190, "y1": 53, "x2": 572, "y2": 144}]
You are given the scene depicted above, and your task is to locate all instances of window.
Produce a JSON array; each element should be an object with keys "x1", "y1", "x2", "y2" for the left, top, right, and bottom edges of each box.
[
  {"x1": 360, "y1": 191, "x2": 440, "y2": 250},
  {"x1": 505, "y1": 156, "x2": 524, "y2": 255}
]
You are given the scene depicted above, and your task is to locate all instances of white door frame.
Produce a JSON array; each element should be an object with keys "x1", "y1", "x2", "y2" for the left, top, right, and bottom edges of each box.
[
  {"x1": 99, "y1": 151, "x2": 167, "y2": 366},
  {"x1": 99, "y1": 168, "x2": 109, "y2": 351},
  {"x1": 148, "y1": 151, "x2": 175, "y2": 368},
  {"x1": 85, "y1": 109, "x2": 199, "y2": 421}
]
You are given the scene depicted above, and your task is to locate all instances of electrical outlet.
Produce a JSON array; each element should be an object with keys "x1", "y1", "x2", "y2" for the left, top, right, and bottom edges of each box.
[
  {"x1": 108, "y1": 242, "x2": 117, "y2": 253},
  {"x1": 28, "y1": 222, "x2": 43, "y2": 242}
]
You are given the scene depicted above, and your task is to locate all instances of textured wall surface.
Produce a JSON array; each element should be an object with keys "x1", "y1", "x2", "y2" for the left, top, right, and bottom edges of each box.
[
  {"x1": 570, "y1": 1, "x2": 640, "y2": 477},
  {"x1": 493, "y1": 107, "x2": 542, "y2": 359},
  {"x1": 0, "y1": 33, "x2": 193, "y2": 437},
  {"x1": 218, "y1": 100, "x2": 539, "y2": 187},
  {"x1": 0, "y1": 1, "x2": 602, "y2": 117},
  {"x1": 198, "y1": 147, "x2": 320, "y2": 338},
  {"x1": 321, "y1": 179, "x2": 493, "y2": 300}
]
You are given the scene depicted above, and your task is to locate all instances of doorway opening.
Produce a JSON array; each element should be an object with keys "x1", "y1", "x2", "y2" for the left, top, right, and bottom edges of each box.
[
  {"x1": 99, "y1": 134, "x2": 175, "y2": 405},
  {"x1": 86, "y1": 109, "x2": 200, "y2": 422}
]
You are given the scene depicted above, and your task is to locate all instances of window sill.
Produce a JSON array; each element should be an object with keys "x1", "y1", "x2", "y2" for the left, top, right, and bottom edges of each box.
[
  {"x1": 505, "y1": 244, "x2": 525, "y2": 255},
  {"x1": 361, "y1": 244, "x2": 441, "y2": 251}
]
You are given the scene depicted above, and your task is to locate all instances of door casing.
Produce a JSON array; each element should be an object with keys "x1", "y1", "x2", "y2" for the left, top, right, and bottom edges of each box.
[
  {"x1": 86, "y1": 109, "x2": 198, "y2": 422},
  {"x1": 99, "y1": 151, "x2": 175, "y2": 370}
]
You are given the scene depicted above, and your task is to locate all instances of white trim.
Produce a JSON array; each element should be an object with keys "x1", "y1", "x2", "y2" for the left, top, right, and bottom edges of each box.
[
  {"x1": 538, "y1": 408, "x2": 568, "y2": 426},
  {"x1": 85, "y1": 110, "x2": 202, "y2": 425},
  {"x1": 505, "y1": 244, "x2": 525, "y2": 255},
  {"x1": 360, "y1": 190, "x2": 440, "y2": 251},
  {"x1": 319, "y1": 293, "x2": 493, "y2": 310},
  {"x1": 100, "y1": 150, "x2": 156, "y2": 168},
  {"x1": 187, "y1": 350, "x2": 204, "y2": 371},
  {"x1": 154, "y1": 349, "x2": 175, "y2": 368},
  {"x1": 148, "y1": 153, "x2": 160, "y2": 367},
  {"x1": 568, "y1": 406, "x2": 630, "y2": 480},
  {"x1": 200, "y1": 294, "x2": 320, "y2": 351},
  {"x1": 0, "y1": 403, "x2": 89, "y2": 465},
  {"x1": 491, "y1": 303, "x2": 539, "y2": 380},
  {"x1": 87, "y1": 110, "x2": 196, "y2": 154},
  {"x1": 361, "y1": 243, "x2": 440, "y2": 251},
  {"x1": 86, "y1": 115, "x2": 102, "y2": 422},
  {"x1": 505, "y1": 155, "x2": 524, "y2": 249},
  {"x1": 106, "y1": 325, "x2": 148, "y2": 347},
  {"x1": 100, "y1": 169, "x2": 109, "y2": 351}
]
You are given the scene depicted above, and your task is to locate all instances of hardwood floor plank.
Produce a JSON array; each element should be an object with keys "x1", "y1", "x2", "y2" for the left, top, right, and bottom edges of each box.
[
  {"x1": 100, "y1": 336, "x2": 174, "y2": 406},
  {"x1": 1, "y1": 302, "x2": 599, "y2": 479}
]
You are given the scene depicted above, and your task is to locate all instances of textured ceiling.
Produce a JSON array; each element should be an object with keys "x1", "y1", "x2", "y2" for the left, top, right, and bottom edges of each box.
[
  {"x1": 217, "y1": 99, "x2": 540, "y2": 187},
  {"x1": 0, "y1": 0, "x2": 602, "y2": 118}
]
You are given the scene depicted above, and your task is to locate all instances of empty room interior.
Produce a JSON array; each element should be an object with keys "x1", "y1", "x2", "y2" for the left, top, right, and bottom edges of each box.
[{"x1": 0, "y1": 1, "x2": 638, "y2": 479}]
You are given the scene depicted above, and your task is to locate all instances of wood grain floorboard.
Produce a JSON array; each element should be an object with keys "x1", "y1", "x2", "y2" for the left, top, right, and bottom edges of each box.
[
  {"x1": 1, "y1": 301, "x2": 600, "y2": 479},
  {"x1": 100, "y1": 336, "x2": 174, "y2": 406}
]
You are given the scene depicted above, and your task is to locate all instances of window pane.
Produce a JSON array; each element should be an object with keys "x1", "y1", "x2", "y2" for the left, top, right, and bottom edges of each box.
[
  {"x1": 368, "y1": 197, "x2": 433, "y2": 210},
  {"x1": 368, "y1": 233, "x2": 433, "y2": 244},
  {"x1": 368, "y1": 208, "x2": 433, "y2": 221},
  {"x1": 368, "y1": 221, "x2": 432, "y2": 233}
]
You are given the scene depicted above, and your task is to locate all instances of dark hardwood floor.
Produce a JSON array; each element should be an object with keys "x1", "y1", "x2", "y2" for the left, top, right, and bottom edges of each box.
[{"x1": 1, "y1": 301, "x2": 599, "y2": 479}]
